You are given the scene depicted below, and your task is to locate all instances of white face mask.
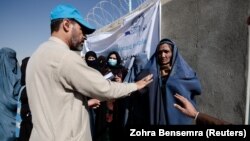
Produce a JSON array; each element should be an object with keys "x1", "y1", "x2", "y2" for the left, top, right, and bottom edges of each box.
[{"x1": 108, "y1": 59, "x2": 117, "y2": 66}]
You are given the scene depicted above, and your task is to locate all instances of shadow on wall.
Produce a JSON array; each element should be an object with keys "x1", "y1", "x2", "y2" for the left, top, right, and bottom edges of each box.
[{"x1": 160, "y1": 0, "x2": 249, "y2": 124}]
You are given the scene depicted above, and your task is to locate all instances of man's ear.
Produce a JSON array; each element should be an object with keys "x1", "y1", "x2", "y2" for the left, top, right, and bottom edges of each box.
[{"x1": 62, "y1": 19, "x2": 72, "y2": 32}]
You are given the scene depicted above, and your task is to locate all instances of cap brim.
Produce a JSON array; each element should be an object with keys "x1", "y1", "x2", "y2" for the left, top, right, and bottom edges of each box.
[
  {"x1": 83, "y1": 26, "x2": 95, "y2": 34},
  {"x1": 76, "y1": 18, "x2": 95, "y2": 34}
]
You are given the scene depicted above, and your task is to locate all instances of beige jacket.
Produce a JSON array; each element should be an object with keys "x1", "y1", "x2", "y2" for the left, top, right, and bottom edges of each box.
[{"x1": 26, "y1": 37, "x2": 137, "y2": 141}]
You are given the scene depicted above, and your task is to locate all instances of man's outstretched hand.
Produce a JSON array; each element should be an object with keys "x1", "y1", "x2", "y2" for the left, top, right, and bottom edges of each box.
[{"x1": 135, "y1": 74, "x2": 153, "y2": 90}]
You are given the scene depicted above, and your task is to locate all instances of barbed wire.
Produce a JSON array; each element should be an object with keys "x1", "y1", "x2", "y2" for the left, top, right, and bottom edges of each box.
[{"x1": 85, "y1": 0, "x2": 146, "y2": 29}]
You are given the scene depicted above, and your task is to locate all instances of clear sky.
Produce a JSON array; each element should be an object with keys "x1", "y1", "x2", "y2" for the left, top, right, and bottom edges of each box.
[{"x1": 0, "y1": 0, "x2": 102, "y2": 63}]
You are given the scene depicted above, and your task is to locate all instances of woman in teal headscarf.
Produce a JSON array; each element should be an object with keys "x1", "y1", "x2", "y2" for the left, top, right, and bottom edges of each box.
[{"x1": 0, "y1": 47, "x2": 21, "y2": 140}]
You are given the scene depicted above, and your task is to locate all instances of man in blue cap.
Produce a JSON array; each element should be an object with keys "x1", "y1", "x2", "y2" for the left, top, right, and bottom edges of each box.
[
  {"x1": 49, "y1": 4, "x2": 95, "y2": 51},
  {"x1": 26, "y1": 4, "x2": 153, "y2": 141}
]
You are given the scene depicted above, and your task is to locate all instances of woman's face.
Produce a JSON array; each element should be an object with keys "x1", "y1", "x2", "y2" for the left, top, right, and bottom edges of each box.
[
  {"x1": 113, "y1": 72, "x2": 122, "y2": 83},
  {"x1": 157, "y1": 43, "x2": 172, "y2": 66},
  {"x1": 108, "y1": 54, "x2": 118, "y2": 66},
  {"x1": 109, "y1": 54, "x2": 117, "y2": 60},
  {"x1": 87, "y1": 56, "x2": 96, "y2": 61}
]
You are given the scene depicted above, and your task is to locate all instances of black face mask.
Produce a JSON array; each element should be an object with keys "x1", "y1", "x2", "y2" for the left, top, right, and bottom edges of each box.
[{"x1": 86, "y1": 60, "x2": 98, "y2": 69}]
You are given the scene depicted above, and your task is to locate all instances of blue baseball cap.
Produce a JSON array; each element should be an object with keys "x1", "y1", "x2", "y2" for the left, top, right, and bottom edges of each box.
[{"x1": 50, "y1": 4, "x2": 95, "y2": 34}]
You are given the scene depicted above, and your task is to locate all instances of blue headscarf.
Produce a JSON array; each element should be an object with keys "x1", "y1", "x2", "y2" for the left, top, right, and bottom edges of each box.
[
  {"x1": 0, "y1": 47, "x2": 21, "y2": 140},
  {"x1": 130, "y1": 38, "x2": 202, "y2": 125}
]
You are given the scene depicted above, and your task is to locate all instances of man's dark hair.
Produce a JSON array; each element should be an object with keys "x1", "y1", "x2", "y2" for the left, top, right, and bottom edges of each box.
[
  {"x1": 50, "y1": 19, "x2": 64, "y2": 34},
  {"x1": 50, "y1": 18, "x2": 82, "y2": 34}
]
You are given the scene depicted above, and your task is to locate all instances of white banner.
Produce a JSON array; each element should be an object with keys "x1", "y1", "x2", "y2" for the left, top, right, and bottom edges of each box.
[{"x1": 83, "y1": 0, "x2": 160, "y2": 67}]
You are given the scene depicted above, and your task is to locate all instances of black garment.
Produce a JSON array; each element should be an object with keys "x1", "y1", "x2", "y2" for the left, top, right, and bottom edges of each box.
[
  {"x1": 85, "y1": 51, "x2": 98, "y2": 69},
  {"x1": 86, "y1": 60, "x2": 98, "y2": 70},
  {"x1": 94, "y1": 101, "x2": 112, "y2": 141},
  {"x1": 18, "y1": 87, "x2": 32, "y2": 141}
]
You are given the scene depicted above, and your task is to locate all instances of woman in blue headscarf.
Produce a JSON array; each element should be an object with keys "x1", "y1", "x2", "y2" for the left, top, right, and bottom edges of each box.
[
  {"x1": 128, "y1": 38, "x2": 202, "y2": 125},
  {"x1": 0, "y1": 47, "x2": 21, "y2": 140}
]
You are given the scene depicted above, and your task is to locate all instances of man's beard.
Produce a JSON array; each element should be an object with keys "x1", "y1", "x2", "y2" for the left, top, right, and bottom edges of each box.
[
  {"x1": 70, "y1": 28, "x2": 83, "y2": 51},
  {"x1": 70, "y1": 44, "x2": 83, "y2": 51}
]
